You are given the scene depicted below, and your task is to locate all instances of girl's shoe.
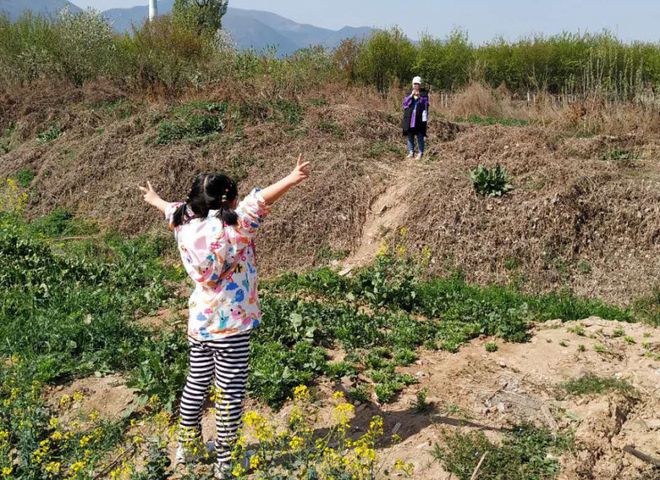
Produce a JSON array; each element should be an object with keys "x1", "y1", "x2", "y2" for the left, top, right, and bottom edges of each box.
[
  {"x1": 406, "y1": 151, "x2": 414, "y2": 159},
  {"x1": 175, "y1": 441, "x2": 216, "y2": 465},
  {"x1": 415, "y1": 153, "x2": 423, "y2": 160},
  {"x1": 213, "y1": 450, "x2": 255, "y2": 478}
]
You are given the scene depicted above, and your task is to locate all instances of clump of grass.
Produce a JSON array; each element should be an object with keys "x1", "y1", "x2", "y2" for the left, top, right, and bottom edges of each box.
[
  {"x1": 156, "y1": 101, "x2": 226, "y2": 145},
  {"x1": 456, "y1": 115, "x2": 529, "y2": 127},
  {"x1": 567, "y1": 324, "x2": 586, "y2": 336},
  {"x1": 593, "y1": 344, "x2": 606, "y2": 353},
  {"x1": 14, "y1": 169, "x2": 36, "y2": 188},
  {"x1": 433, "y1": 423, "x2": 572, "y2": 480},
  {"x1": 561, "y1": 374, "x2": 636, "y2": 396},
  {"x1": 485, "y1": 341, "x2": 498, "y2": 352},
  {"x1": 37, "y1": 124, "x2": 63, "y2": 144},
  {"x1": 612, "y1": 327, "x2": 625, "y2": 337},
  {"x1": 318, "y1": 119, "x2": 345, "y2": 138}
]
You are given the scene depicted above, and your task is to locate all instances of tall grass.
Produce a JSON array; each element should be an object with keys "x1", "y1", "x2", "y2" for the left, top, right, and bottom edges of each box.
[{"x1": 0, "y1": 11, "x2": 659, "y2": 99}]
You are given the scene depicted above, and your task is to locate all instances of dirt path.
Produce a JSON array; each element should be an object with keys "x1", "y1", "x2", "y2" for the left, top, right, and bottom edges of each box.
[{"x1": 341, "y1": 158, "x2": 421, "y2": 272}]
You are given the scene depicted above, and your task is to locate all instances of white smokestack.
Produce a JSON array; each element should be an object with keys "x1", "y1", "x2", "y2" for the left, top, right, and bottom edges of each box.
[{"x1": 149, "y1": 0, "x2": 158, "y2": 21}]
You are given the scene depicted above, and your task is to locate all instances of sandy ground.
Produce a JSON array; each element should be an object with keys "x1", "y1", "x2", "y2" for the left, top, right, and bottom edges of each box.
[{"x1": 49, "y1": 317, "x2": 659, "y2": 479}]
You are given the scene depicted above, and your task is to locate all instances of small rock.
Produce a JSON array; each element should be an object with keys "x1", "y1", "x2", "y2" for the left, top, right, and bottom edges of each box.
[
  {"x1": 498, "y1": 361, "x2": 507, "y2": 368},
  {"x1": 415, "y1": 371, "x2": 425, "y2": 377},
  {"x1": 497, "y1": 402, "x2": 506, "y2": 413}
]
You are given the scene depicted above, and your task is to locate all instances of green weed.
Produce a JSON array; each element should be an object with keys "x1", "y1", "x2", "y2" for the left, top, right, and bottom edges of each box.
[
  {"x1": 561, "y1": 374, "x2": 636, "y2": 397},
  {"x1": 470, "y1": 164, "x2": 513, "y2": 197},
  {"x1": 433, "y1": 423, "x2": 572, "y2": 480}
]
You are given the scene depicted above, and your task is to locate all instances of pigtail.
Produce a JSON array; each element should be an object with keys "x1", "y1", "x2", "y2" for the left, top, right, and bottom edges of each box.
[
  {"x1": 218, "y1": 206, "x2": 238, "y2": 226},
  {"x1": 171, "y1": 202, "x2": 188, "y2": 227}
]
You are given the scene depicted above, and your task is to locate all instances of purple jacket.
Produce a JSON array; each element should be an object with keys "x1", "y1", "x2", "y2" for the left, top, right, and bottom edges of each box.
[{"x1": 402, "y1": 91, "x2": 429, "y2": 135}]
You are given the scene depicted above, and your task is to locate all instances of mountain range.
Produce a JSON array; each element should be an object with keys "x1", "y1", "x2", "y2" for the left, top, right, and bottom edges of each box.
[{"x1": 0, "y1": 0, "x2": 373, "y2": 56}]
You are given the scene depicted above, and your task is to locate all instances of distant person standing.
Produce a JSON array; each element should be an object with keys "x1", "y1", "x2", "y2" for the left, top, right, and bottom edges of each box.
[{"x1": 402, "y1": 76, "x2": 429, "y2": 159}]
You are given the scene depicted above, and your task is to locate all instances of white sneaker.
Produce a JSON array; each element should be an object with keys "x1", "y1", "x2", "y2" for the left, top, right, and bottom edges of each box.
[
  {"x1": 175, "y1": 440, "x2": 215, "y2": 465},
  {"x1": 415, "y1": 153, "x2": 423, "y2": 160},
  {"x1": 406, "y1": 152, "x2": 414, "y2": 159},
  {"x1": 213, "y1": 450, "x2": 253, "y2": 479}
]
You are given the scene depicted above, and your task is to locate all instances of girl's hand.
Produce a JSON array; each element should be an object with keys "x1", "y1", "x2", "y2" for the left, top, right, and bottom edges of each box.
[
  {"x1": 287, "y1": 154, "x2": 311, "y2": 186},
  {"x1": 138, "y1": 181, "x2": 161, "y2": 206},
  {"x1": 138, "y1": 181, "x2": 171, "y2": 213}
]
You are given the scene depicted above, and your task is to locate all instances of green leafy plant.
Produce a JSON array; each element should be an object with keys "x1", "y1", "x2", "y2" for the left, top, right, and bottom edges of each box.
[
  {"x1": 485, "y1": 341, "x2": 498, "y2": 352},
  {"x1": 470, "y1": 164, "x2": 513, "y2": 197}
]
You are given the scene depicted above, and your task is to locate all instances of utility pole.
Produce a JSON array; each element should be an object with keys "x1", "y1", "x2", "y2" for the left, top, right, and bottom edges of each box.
[{"x1": 149, "y1": 0, "x2": 158, "y2": 21}]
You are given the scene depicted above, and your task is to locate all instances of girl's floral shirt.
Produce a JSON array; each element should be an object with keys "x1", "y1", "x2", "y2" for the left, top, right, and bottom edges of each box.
[{"x1": 165, "y1": 189, "x2": 271, "y2": 341}]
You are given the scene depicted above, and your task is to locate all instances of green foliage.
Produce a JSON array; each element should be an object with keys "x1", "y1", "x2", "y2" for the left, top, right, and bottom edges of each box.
[
  {"x1": 249, "y1": 341, "x2": 327, "y2": 408},
  {"x1": 632, "y1": 287, "x2": 660, "y2": 327},
  {"x1": 433, "y1": 423, "x2": 573, "y2": 480},
  {"x1": 173, "y1": 0, "x2": 228, "y2": 37},
  {"x1": 485, "y1": 341, "x2": 498, "y2": 352},
  {"x1": 355, "y1": 27, "x2": 416, "y2": 92},
  {"x1": 36, "y1": 124, "x2": 63, "y2": 144},
  {"x1": 414, "y1": 387, "x2": 431, "y2": 413},
  {"x1": 14, "y1": 169, "x2": 35, "y2": 188},
  {"x1": 457, "y1": 115, "x2": 529, "y2": 127},
  {"x1": 470, "y1": 164, "x2": 514, "y2": 197},
  {"x1": 415, "y1": 30, "x2": 473, "y2": 89},
  {"x1": 561, "y1": 374, "x2": 637, "y2": 397},
  {"x1": 156, "y1": 101, "x2": 226, "y2": 144},
  {"x1": 318, "y1": 119, "x2": 345, "y2": 138}
]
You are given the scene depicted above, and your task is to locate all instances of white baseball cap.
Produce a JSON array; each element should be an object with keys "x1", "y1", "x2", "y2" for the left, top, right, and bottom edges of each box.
[{"x1": 412, "y1": 76, "x2": 422, "y2": 86}]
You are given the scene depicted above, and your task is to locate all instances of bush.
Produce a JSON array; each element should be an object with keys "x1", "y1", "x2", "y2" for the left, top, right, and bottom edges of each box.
[
  {"x1": 121, "y1": 15, "x2": 215, "y2": 94},
  {"x1": 156, "y1": 101, "x2": 226, "y2": 144},
  {"x1": 470, "y1": 164, "x2": 514, "y2": 197}
]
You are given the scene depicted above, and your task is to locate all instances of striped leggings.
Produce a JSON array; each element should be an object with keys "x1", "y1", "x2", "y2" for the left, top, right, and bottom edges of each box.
[{"x1": 178, "y1": 331, "x2": 251, "y2": 469}]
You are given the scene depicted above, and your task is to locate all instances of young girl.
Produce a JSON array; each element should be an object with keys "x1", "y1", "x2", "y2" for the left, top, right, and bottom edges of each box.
[
  {"x1": 139, "y1": 155, "x2": 311, "y2": 478},
  {"x1": 402, "y1": 75, "x2": 429, "y2": 160}
]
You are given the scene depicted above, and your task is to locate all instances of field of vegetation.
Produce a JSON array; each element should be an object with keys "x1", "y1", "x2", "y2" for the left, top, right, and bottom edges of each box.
[{"x1": 0, "y1": 7, "x2": 659, "y2": 480}]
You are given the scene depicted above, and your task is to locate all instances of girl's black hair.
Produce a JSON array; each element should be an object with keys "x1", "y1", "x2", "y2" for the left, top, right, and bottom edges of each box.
[{"x1": 171, "y1": 173, "x2": 239, "y2": 227}]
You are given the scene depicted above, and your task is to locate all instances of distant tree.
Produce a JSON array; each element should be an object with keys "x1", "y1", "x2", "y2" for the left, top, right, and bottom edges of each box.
[{"x1": 173, "y1": 0, "x2": 228, "y2": 37}]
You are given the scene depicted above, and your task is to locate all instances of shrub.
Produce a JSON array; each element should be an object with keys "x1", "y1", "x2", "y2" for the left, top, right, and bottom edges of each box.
[
  {"x1": 156, "y1": 101, "x2": 226, "y2": 144},
  {"x1": 470, "y1": 164, "x2": 514, "y2": 197}
]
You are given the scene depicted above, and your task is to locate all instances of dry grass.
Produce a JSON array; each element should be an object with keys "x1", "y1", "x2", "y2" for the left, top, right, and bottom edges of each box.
[{"x1": 1, "y1": 79, "x2": 658, "y2": 304}]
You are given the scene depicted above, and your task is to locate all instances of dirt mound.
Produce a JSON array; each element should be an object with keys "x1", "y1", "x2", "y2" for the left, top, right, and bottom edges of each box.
[{"x1": 1, "y1": 86, "x2": 658, "y2": 304}]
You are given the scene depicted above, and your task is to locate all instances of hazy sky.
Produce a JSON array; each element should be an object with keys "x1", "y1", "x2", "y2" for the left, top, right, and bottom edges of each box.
[{"x1": 69, "y1": 0, "x2": 660, "y2": 43}]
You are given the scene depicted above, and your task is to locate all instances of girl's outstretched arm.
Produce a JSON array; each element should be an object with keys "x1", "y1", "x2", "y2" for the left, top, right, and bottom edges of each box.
[
  {"x1": 260, "y1": 154, "x2": 311, "y2": 205},
  {"x1": 138, "y1": 181, "x2": 171, "y2": 214}
]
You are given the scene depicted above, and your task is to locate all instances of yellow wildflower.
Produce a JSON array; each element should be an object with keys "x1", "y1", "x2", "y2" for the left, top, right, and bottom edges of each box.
[
  {"x1": 45, "y1": 462, "x2": 62, "y2": 474},
  {"x1": 376, "y1": 242, "x2": 388, "y2": 257},
  {"x1": 332, "y1": 402, "x2": 354, "y2": 430},
  {"x1": 249, "y1": 454, "x2": 261, "y2": 470},
  {"x1": 232, "y1": 463, "x2": 245, "y2": 477},
  {"x1": 293, "y1": 384, "x2": 310, "y2": 402},
  {"x1": 2, "y1": 466, "x2": 13, "y2": 476},
  {"x1": 394, "y1": 459, "x2": 415, "y2": 476},
  {"x1": 79, "y1": 435, "x2": 92, "y2": 448},
  {"x1": 332, "y1": 391, "x2": 345, "y2": 400},
  {"x1": 88, "y1": 410, "x2": 99, "y2": 422},
  {"x1": 50, "y1": 431, "x2": 63, "y2": 441},
  {"x1": 59, "y1": 394, "x2": 71, "y2": 408},
  {"x1": 69, "y1": 460, "x2": 86, "y2": 474},
  {"x1": 72, "y1": 391, "x2": 84, "y2": 403},
  {"x1": 48, "y1": 418, "x2": 59, "y2": 429},
  {"x1": 289, "y1": 435, "x2": 304, "y2": 450},
  {"x1": 396, "y1": 245, "x2": 407, "y2": 257}
]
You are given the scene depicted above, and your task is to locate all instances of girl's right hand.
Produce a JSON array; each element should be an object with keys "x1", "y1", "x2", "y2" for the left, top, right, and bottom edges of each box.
[{"x1": 287, "y1": 154, "x2": 311, "y2": 186}]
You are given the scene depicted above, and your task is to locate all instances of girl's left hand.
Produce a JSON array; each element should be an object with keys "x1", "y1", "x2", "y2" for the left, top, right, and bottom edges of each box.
[{"x1": 138, "y1": 181, "x2": 161, "y2": 205}]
